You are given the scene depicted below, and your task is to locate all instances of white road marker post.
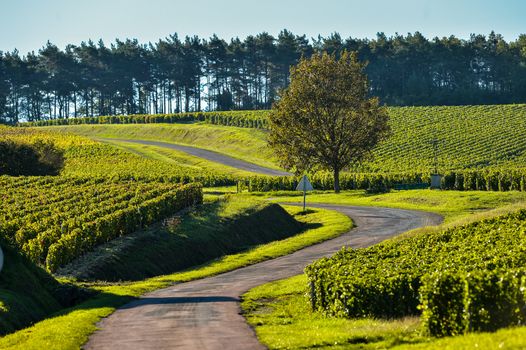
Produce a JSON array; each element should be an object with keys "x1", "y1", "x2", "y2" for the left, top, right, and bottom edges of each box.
[{"x1": 295, "y1": 174, "x2": 314, "y2": 212}]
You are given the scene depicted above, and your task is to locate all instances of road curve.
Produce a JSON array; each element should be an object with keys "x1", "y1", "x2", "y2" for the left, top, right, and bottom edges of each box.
[
  {"x1": 102, "y1": 138, "x2": 292, "y2": 177},
  {"x1": 85, "y1": 204, "x2": 442, "y2": 350}
]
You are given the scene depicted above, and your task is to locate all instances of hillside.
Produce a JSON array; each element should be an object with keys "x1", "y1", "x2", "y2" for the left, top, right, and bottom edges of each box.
[
  {"x1": 35, "y1": 104, "x2": 526, "y2": 174},
  {"x1": 365, "y1": 104, "x2": 526, "y2": 173},
  {"x1": 39, "y1": 122, "x2": 278, "y2": 171},
  {"x1": 0, "y1": 243, "x2": 89, "y2": 335},
  {"x1": 58, "y1": 197, "x2": 303, "y2": 281}
]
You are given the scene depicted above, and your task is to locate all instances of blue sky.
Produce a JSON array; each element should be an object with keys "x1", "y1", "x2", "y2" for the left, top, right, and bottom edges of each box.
[{"x1": 1, "y1": 0, "x2": 525, "y2": 55}]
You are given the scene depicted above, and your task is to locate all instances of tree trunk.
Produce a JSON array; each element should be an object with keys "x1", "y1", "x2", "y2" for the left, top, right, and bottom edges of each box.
[{"x1": 333, "y1": 168, "x2": 340, "y2": 193}]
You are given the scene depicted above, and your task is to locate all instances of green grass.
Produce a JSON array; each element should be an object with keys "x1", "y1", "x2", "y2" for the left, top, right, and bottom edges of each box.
[
  {"x1": 0, "y1": 126, "x2": 237, "y2": 185},
  {"x1": 243, "y1": 275, "x2": 425, "y2": 350},
  {"x1": 242, "y1": 189, "x2": 526, "y2": 350},
  {"x1": 0, "y1": 244, "x2": 69, "y2": 336},
  {"x1": 41, "y1": 123, "x2": 280, "y2": 170},
  {"x1": 58, "y1": 197, "x2": 303, "y2": 281},
  {"x1": 258, "y1": 189, "x2": 526, "y2": 223},
  {"x1": 0, "y1": 204, "x2": 351, "y2": 350},
  {"x1": 41, "y1": 105, "x2": 526, "y2": 174},
  {"x1": 242, "y1": 273, "x2": 526, "y2": 350},
  {"x1": 101, "y1": 139, "x2": 259, "y2": 177}
]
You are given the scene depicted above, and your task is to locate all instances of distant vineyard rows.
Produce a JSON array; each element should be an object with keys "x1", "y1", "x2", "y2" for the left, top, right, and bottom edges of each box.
[
  {"x1": 20, "y1": 110, "x2": 270, "y2": 129},
  {"x1": 7, "y1": 118, "x2": 526, "y2": 192}
]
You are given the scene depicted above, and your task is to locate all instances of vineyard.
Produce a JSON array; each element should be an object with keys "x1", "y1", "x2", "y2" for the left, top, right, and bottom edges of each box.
[
  {"x1": 20, "y1": 110, "x2": 270, "y2": 129},
  {"x1": 23, "y1": 104, "x2": 526, "y2": 177},
  {"x1": 1, "y1": 126, "x2": 240, "y2": 186},
  {"x1": 0, "y1": 176, "x2": 202, "y2": 272},
  {"x1": 4, "y1": 104, "x2": 526, "y2": 348},
  {"x1": 305, "y1": 208, "x2": 526, "y2": 336}
]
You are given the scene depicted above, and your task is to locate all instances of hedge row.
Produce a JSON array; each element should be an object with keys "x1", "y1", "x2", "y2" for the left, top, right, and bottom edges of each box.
[
  {"x1": 19, "y1": 110, "x2": 270, "y2": 129},
  {"x1": 305, "y1": 209, "x2": 526, "y2": 336},
  {"x1": 44, "y1": 182, "x2": 202, "y2": 272},
  {"x1": 420, "y1": 269, "x2": 526, "y2": 336},
  {"x1": 240, "y1": 168, "x2": 526, "y2": 192},
  {"x1": 240, "y1": 172, "x2": 428, "y2": 192}
]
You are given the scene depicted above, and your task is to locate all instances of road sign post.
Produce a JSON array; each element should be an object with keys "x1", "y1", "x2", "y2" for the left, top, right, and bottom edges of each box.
[{"x1": 295, "y1": 175, "x2": 314, "y2": 212}]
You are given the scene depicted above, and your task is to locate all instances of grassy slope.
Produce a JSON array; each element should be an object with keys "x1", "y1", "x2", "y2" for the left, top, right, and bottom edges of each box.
[
  {"x1": 0, "y1": 244, "x2": 87, "y2": 336},
  {"x1": 0, "y1": 204, "x2": 351, "y2": 349},
  {"x1": 242, "y1": 189, "x2": 526, "y2": 349},
  {"x1": 259, "y1": 189, "x2": 526, "y2": 223},
  {"x1": 1, "y1": 126, "x2": 235, "y2": 182},
  {"x1": 103, "y1": 139, "x2": 256, "y2": 177},
  {"x1": 42, "y1": 104, "x2": 526, "y2": 173},
  {"x1": 58, "y1": 197, "x2": 303, "y2": 281},
  {"x1": 40, "y1": 123, "x2": 280, "y2": 170}
]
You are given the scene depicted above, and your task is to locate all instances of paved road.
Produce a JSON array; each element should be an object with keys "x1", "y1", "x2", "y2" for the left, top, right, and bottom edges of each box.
[
  {"x1": 85, "y1": 204, "x2": 442, "y2": 350},
  {"x1": 102, "y1": 138, "x2": 292, "y2": 177}
]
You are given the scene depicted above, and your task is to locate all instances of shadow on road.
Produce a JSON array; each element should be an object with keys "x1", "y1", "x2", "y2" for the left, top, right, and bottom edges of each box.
[{"x1": 120, "y1": 296, "x2": 239, "y2": 309}]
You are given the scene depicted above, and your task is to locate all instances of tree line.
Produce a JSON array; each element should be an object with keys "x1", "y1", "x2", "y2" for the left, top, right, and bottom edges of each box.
[{"x1": 0, "y1": 30, "x2": 525, "y2": 124}]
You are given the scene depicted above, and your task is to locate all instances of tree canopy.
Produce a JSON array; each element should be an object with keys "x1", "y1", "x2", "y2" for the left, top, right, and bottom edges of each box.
[
  {"x1": 268, "y1": 51, "x2": 391, "y2": 192},
  {"x1": 0, "y1": 30, "x2": 525, "y2": 124}
]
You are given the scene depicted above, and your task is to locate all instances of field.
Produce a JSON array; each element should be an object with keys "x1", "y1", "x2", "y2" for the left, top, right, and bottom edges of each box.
[
  {"x1": 28, "y1": 104, "x2": 526, "y2": 174},
  {"x1": 0, "y1": 176, "x2": 202, "y2": 272},
  {"x1": 3, "y1": 105, "x2": 526, "y2": 349}
]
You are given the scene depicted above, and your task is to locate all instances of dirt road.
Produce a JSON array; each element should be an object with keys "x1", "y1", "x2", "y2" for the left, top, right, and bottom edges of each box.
[{"x1": 85, "y1": 204, "x2": 442, "y2": 350}]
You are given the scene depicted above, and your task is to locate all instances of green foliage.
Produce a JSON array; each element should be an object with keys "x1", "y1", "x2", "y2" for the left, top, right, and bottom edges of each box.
[
  {"x1": 0, "y1": 206, "x2": 351, "y2": 349},
  {"x1": 420, "y1": 269, "x2": 526, "y2": 337},
  {"x1": 365, "y1": 104, "x2": 526, "y2": 174},
  {"x1": 58, "y1": 198, "x2": 303, "y2": 281},
  {"x1": 0, "y1": 176, "x2": 203, "y2": 272},
  {"x1": 0, "y1": 243, "x2": 90, "y2": 336},
  {"x1": 305, "y1": 209, "x2": 526, "y2": 334},
  {"x1": 268, "y1": 51, "x2": 391, "y2": 192},
  {"x1": 242, "y1": 168, "x2": 526, "y2": 192},
  {"x1": 0, "y1": 138, "x2": 64, "y2": 176},
  {"x1": 26, "y1": 104, "x2": 526, "y2": 192},
  {"x1": 19, "y1": 110, "x2": 270, "y2": 129},
  {"x1": 1, "y1": 126, "x2": 239, "y2": 186},
  {"x1": 242, "y1": 274, "x2": 426, "y2": 349}
]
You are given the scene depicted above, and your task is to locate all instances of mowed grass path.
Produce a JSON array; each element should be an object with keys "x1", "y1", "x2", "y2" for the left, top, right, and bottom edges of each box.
[
  {"x1": 41, "y1": 123, "x2": 280, "y2": 170},
  {"x1": 102, "y1": 139, "x2": 260, "y2": 177}
]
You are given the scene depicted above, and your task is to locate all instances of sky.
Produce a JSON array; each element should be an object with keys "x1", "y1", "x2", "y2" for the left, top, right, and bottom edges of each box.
[{"x1": 1, "y1": 0, "x2": 525, "y2": 55}]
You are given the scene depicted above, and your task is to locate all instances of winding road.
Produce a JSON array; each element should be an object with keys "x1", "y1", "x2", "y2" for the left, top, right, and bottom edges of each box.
[
  {"x1": 85, "y1": 204, "x2": 442, "y2": 350},
  {"x1": 102, "y1": 138, "x2": 292, "y2": 177}
]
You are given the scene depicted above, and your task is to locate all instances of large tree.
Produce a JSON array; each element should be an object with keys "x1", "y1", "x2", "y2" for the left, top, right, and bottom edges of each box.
[{"x1": 268, "y1": 51, "x2": 391, "y2": 192}]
